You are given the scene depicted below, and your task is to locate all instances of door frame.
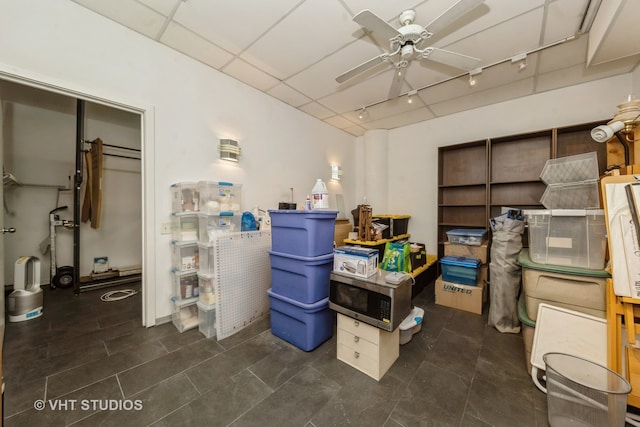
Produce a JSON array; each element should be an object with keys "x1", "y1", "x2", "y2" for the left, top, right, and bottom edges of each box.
[{"x1": 0, "y1": 66, "x2": 156, "y2": 327}]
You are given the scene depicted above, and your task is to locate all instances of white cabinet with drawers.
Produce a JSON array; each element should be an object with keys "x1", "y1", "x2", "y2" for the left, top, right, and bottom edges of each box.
[{"x1": 336, "y1": 313, "x2": 399, "y2": 381}]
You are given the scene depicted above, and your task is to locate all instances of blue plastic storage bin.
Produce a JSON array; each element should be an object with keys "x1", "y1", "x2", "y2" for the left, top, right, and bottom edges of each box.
[
  {"x1": 445, "y1": 228, "x2": 487, "y2": 246},
  {"x1": 268, "y1": 210, "x2": 338, "y2": 257},
  {"x1": 440, "y1": 255, "x2": 481, "y2": 286},
  {"x1": 269, "y1": 250, "x2": 333, "y2": 304},
  {"x1": 267, "y1": 288, "x2": 334, "y2": 351}
]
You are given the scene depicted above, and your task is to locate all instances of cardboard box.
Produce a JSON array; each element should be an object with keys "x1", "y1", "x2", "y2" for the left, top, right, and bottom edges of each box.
[
  {"x1": 334, "y1": 219, "x2": 352, "y2": 247},
  {"x1": 333, "y1": 246, "x2": 378, "y2": 278},
  {"x1": 435, "y1": 275, "x2": 485, "y2": 315},
  {"x1": 444, "y1": 242, "x2": 489, "y2": 264}
]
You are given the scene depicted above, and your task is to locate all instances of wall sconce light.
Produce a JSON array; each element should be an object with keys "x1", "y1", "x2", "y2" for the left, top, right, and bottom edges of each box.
[
  {"x1": 468, "y1": 68, "x2": 482, "y2": 87},
  {"x1": 407, "y1": 90, "x2": 417, "y2": 104},
  {"x1": 219, "y1": 138, "x2": 241, "y2": 162},
  {"x1": 331, "y1": 165, "x2": 343, "y2": 181}
]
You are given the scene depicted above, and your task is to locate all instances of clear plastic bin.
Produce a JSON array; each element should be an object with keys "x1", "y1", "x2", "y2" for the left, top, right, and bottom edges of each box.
[
  {"x1": 197, "y1": 242, "x2": 214, "y2": 274},
  {"x1": 171, "y1": 240, "x2": 199, "y2": 272},
  {"x1": 171, "y1": 212, "x2": 199, "y2": 242},
  {"x1": 197, "y1": 181, "x2": 242, "y2": 214},
  {"x1": 197, "y1": 301, "x2": 216, "y2": 338},
  {"x1": 197, "y1": 272, "x2": 215, "y2": 305},
  {"x1": 524, "y1": 209, "x2": 606, "y2": 270},
  {"x1": 170, "y1": 182, "x2": 198, "y2": 213},
  {"x1": 445, "y1": 229, "x2": 487, "y2": 246},
  {"x1": 198, "y1": 212, "x2": 240, "y2": 243},
  {"x1": 172, "y1": 269, "x2": 199, "y2": 300},
  {"x1": 543, "y1": 352, "x2": 630, "y2": 427},
  {"x1": 171, "y1": 296, "x2": 199, "y2": 333}
]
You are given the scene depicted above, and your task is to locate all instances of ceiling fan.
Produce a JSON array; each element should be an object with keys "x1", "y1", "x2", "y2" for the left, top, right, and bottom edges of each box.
[{"x1": 336, "y1": 0, "x2": 485, "y2": 100}]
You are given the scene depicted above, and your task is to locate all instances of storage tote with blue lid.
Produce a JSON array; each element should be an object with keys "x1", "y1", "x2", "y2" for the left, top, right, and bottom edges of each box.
[
  {"x1": 440, "y1": 255, "x2": 481, "y2": 286},
  {"x1": 445, "y1": 229, "x2": 487, "y2": 246}
]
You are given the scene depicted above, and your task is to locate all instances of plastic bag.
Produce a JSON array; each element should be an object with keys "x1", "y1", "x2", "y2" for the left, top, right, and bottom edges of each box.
[
  {"x1": 241, "y1": 211, "x2": 257, "y2": 231},
  {"x1": 381, "y1": 242, "x2": 411, "y2": 273}
]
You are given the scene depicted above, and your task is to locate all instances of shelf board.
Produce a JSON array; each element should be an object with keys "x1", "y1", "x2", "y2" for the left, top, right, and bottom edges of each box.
[
  {"x1": 439, "y1": 204, "x2": 485, "y2": 207},
  {"x1": 439, "y1": 183, "x2": 486, "y2": 188},
  {"x1": 489, "y1": 180, "x2": 543, "y2": 185},
  {"x1": 438, "y1": 223, "x2": 487, "y2": 227}
]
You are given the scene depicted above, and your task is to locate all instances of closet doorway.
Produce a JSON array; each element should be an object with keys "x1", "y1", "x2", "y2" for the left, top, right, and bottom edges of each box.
[{"x1": 1, "y1": 79, "x2": 143, "y2": 315}]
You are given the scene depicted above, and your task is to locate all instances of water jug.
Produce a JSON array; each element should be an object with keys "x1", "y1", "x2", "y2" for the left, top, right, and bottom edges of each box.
[{"x1": 311, "y1": 179, "x2": 329, "y2": 209}]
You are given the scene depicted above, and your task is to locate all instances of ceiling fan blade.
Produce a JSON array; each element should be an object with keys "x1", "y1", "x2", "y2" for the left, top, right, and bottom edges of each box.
[
  {"x1": 388, "y1": 67, "x2": 405, "y2": 99},
  {"x1": 336, "y1": 54, "x2": 388, "y2": 83},
  {"x1": 424, "y1": 47, "x2": 480, "y2": 70},
  {"x1": 425, "y1": 0, "x2": 485, "y2": 35},
  {"x1": 353, "y1": 10, "x2": 401, "y2": 43}
]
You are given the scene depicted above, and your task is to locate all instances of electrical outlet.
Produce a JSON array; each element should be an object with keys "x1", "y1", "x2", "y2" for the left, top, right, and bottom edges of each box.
[{"x1": 161, "y1": 222, "x2": 173, "y2": 234}]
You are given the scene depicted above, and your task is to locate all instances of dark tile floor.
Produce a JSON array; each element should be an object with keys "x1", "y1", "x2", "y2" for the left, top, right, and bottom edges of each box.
[{"x1": 3, "y1": 281, "x2": 549, "y2": 426}]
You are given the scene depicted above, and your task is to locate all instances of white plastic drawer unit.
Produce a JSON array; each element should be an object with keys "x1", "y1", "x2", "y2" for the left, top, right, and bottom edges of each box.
[{"x1": 336, "y1": 313, "x2": 399, "y2": 381}]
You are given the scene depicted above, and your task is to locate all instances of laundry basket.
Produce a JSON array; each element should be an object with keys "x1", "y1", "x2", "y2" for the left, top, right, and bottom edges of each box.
[{"x1": 543, "y1": 352, "x2": 630, "y2": 427}]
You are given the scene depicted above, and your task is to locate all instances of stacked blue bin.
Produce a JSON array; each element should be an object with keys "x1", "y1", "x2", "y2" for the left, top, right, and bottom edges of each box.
[{"x1": 267, "y1": 209, "x2": 338, "y2": 351}]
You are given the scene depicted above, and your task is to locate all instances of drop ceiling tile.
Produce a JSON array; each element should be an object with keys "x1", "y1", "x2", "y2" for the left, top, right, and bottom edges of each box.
[
  {"x1": 267, "y1": 83, "x2": 311, "y2": 107},
  {"x1": 543, "y1": 0, "x2": 588, "y2": 43},
  {"x1": 160, "y1": 22, "x2": 233, "y2": 69},
  {"x1": 298, "y1": 102, "x2": 336, "y2": 120},
  {"x1": 536, "y1": 57, "x2": 640, "y2": 93},
  {"x1": 172, "y1": 0, "x2": 301, "y2": 54},
  {"x1": 138, "y1": 0, "x2": 179, "y2": 16},
  {"x1": 343, "y1": 124, "x2": 367, "y2": 136},
  {"x1": 361, "y1": 107, "x2": 434, "y2": 130},
  {"x1": 429, "y1": 78, "x2": 534, "y2": 116},
  {"x1": 318, "y1": 69, "x2": 409, "y2": 113},
  {"x1": 286, "y1": 39, "x2": 385, "y2": 100},
  {"x1": 324, "y1": 115, "x2": 358, "y2": 129},
  {"x1": 72, "y1": 0, "x2": 167, "y2": 39},
  {"x1": 223, "y1": 58, "x2": 280, "y2": 92},
  {"x1": 240, "y1": 0, "x2": 358, "y2": 79},
  {"x1": 416, "y1": 0, "x2": 544, "y2": 47},
  {"x1": 538, "y1": 37, "x2": 587, "y2": 74},
  {"x1": 441, "y1": 9, "x2": 543, "y2": 67},
  {"x1": 341, "y1": 0, "x2": 422, "y2": 21}
]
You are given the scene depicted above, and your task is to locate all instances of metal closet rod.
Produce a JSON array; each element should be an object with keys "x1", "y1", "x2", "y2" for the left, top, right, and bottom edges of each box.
[
  {"x1": 83, "y1": 139, "x2": 141, "y2": 160},
  {"x1": 358, "y1": 34, "x2": 578, "y2": 112},
  {"x1": 84, "y1": 138, "x2": 141, "y2": 152}
]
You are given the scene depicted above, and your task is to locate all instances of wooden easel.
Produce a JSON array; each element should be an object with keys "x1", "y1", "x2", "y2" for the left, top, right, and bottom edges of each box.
[{"x1": 357, "y1": 204, "x2": 372, "y2": 241}]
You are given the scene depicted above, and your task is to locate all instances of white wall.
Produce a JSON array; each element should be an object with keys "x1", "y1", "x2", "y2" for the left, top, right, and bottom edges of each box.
[
  {"x1": 388, "y1": 74, "x2": 634, "y2": 254},
  {"x1": 0, "y1": 0, "x2": 354, "y2": 323}
]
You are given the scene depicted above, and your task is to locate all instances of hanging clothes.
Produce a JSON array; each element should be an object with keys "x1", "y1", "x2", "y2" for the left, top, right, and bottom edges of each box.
[
  {"x1": 488, "y1": 209, "x2": 525, "y2": 334},
  {"x1": 81, "y1": 138, "x2": 103, "y2": 229}
]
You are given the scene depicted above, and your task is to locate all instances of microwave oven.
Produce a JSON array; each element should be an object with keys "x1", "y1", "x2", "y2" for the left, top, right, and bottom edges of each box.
[{"x1": 329, "y1": 270, "x2": 412, "y2": 332}]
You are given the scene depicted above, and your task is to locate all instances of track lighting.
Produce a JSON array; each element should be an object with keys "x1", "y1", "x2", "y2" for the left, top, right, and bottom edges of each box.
[
  {"x1": 358, "y1": 107, "x2": 369, "y2": 120},
  {"x1": 407, "y1": 90, "x2": 417, "y2": 104},
  {"x1": 511, "y1": 53, "x2": 527, "y2": 70},
  {"x1": 468, "y1": 68, "x2": 482, "y2": 87}
]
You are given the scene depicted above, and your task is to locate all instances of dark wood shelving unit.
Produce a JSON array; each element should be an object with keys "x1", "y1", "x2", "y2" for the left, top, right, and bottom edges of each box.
[{"x1": 437, "y1": 120, "x2": 609, "y2": 260}]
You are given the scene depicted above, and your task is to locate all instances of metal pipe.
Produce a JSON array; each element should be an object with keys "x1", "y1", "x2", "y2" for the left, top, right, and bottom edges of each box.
[{"x1": 74, "y1": 100, "x2": 84, "y2": 295}]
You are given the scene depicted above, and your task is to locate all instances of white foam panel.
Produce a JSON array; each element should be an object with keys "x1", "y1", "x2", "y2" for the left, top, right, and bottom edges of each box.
[{"x1": 213, "y1": 231, "x2": 271, "y2": 339}]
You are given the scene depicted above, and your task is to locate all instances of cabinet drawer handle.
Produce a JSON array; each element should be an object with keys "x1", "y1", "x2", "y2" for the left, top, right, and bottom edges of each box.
[
  {"x1": 354, "y1": 321, "x2": 359, "y2": 327},
  {"x1": 354, "y1": 351, "x2": 359, "y2": 359},
  {"x1": 354, "y1": 336, "x2": 359, "y2": 343}
]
